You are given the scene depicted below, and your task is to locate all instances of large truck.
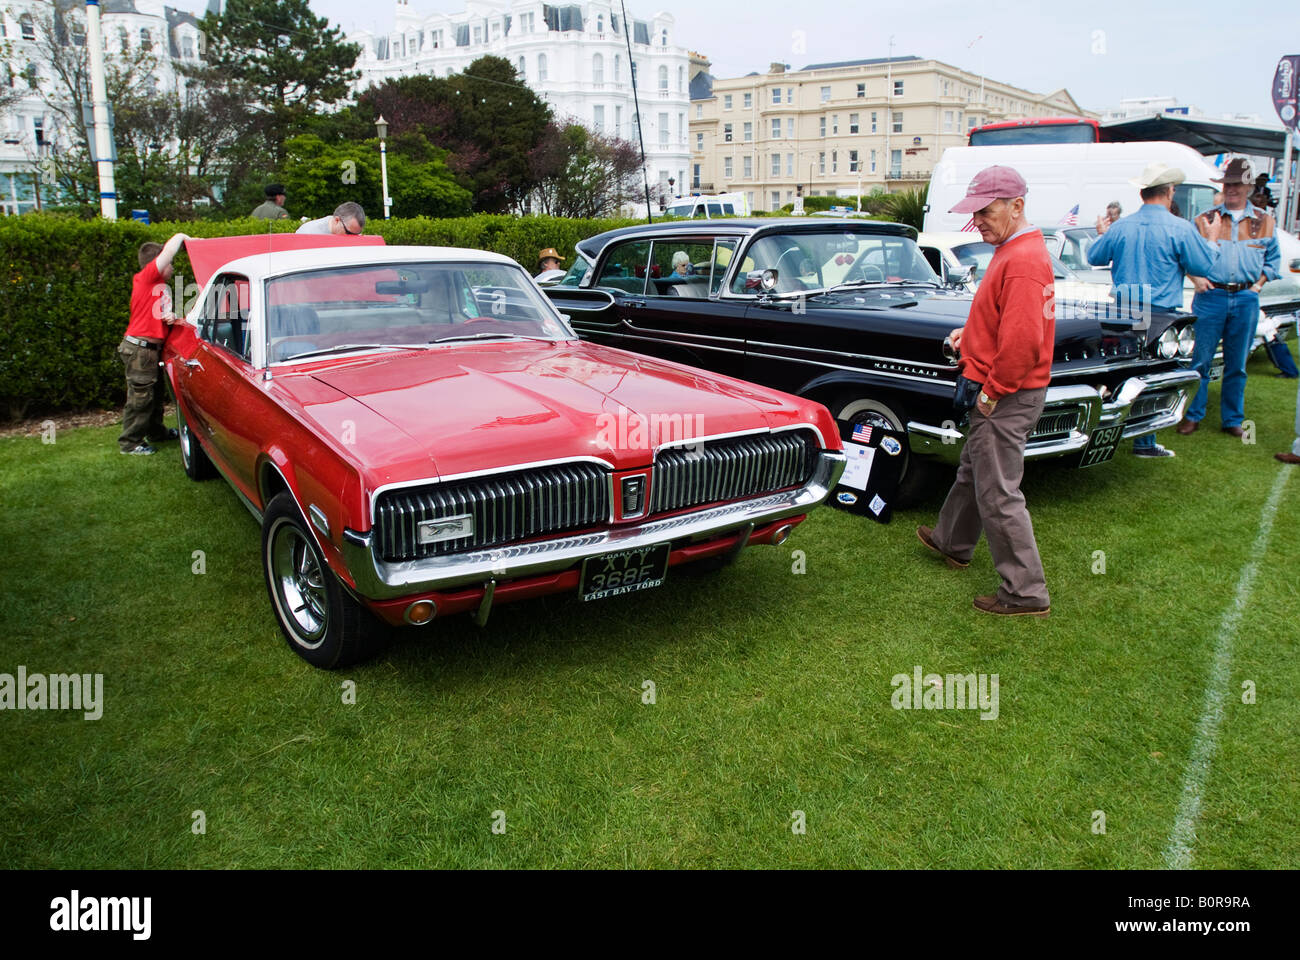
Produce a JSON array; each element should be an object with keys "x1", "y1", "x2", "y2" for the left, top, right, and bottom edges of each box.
[{"x1": 923, "y1": 141, "x2": 1221, "y2": 234}]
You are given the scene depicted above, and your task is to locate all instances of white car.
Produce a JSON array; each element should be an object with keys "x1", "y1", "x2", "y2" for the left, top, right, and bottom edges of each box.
[{"x1": 916, "y1": 231, "x2": 1112, "y2": 305}]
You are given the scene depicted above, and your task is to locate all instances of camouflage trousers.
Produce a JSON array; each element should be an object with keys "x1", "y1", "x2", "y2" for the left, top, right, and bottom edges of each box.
[{"x1": 117, "y1": 338, "x2": 167, "y2": 451}]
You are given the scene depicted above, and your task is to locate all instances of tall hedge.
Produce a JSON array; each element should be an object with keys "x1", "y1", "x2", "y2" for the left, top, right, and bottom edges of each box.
[{"x1": 0, "y1": 213, "x2": 635, "y2": 417}]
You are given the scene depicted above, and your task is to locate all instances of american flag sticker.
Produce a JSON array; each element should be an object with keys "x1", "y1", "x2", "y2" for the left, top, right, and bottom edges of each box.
[{"x1": 851, "y1": 423, "x2": 873, "y2": 444}]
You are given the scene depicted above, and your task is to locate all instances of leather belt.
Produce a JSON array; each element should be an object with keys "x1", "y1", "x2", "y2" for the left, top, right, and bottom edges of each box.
[
  {"x1": 1212, "y1": 282, "x2": 1252, "y2": 293},
  {"x1": 124, "y1": 335, "x2": 163, "y2": 349}
]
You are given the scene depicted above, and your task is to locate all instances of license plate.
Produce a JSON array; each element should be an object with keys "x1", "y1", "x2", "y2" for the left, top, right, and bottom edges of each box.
[
  {"x1": 580, "y1": 543, "x2": 670, "y2": 602},
  {"x1": 1079, "y1": 424, "x2": 1124, "y2": 468}
]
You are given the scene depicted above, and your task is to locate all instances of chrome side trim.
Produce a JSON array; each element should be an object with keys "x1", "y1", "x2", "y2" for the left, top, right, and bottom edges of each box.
[
  {"x1": 341, "y1": 450, "x2": 846, "y2": 600},
  {"x1": 309, "y1": 504, "x2": 330, "y2": 538},
  {"x1": 745, "y1": 349, "x2": 954, "y2": 386},
  {"x1": 746, "y1": 338, "x2": 955, "y2": 372}
]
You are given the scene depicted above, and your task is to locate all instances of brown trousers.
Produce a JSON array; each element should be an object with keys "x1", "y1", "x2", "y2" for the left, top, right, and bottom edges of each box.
[
  {"x1": 117, "y1": 338, "x2": 167, "y2": 451},
  {"x1": 932, "y1": 387, "x2": 1049, "y2": 606}
]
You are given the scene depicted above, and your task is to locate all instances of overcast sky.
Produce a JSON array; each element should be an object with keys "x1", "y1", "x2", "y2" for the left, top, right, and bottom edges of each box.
[{"x1": 183, "y1": 1, "x2": 1300, "y2": 123}]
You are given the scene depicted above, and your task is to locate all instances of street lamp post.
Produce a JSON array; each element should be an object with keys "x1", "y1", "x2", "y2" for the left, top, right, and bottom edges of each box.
[{"x1": 375, "y1": 115, "x2": 392, "y2": 220}]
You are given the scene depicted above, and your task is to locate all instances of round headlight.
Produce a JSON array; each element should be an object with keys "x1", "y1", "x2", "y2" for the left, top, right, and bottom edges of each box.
[
  {"x1": 1157, "y1": 327, "x2": 1178, "y2": 359},
  {"x1": 1177, "y1": 325, "x2": 1195, "y2": 357}
]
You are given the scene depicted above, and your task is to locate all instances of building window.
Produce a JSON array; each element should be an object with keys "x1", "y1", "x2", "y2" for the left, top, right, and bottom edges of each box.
[
  {"x1": 678, "y1": 66, "x2": 684, "y2": 92},
  {"x1": 771, "y1": 190, "x2": 780, "y2": 209},
  {"x1": 20, "y1": 14, "x2": 35, "y2": 41},
  {"x1": 743, "y1": 121, "x2": 752, "y2": 141},
  {"x1": 661, "y1": 28, "x2": 668, "y2": 46},
  {"x1": 724, "y1": 94, "x2": 732, "y2": 110},
  {"x1": 431, "y1": 29, "x2": 442, "y2": 48},
  {"x1": 182, "y1": 35, "x2": 194, "y2": 58},
  {"x1": 771, "y1": 153, "x2": 781, "y2": 176},
  {"x1": 538, "y1": 53, "x2": 548, "y2": 81},
  {"x1": 820, "y1": 85, "x2": 831, "y2": 102},
  {"x1": 943, "y1": 110, "x2": 953, "y2": 132},
  {"x1": 785, "y1": 118, "x2": 794, "y2": 139},
  {"x1": 831, "y1": 150, "x2": 838, "y2": 174},
  {"x1": 787, "y1": 87, "x2": 793, "y2": 103},
  {"x1": 771, "y1": 118, "x2": 780, "y2": 139},
  {"x1": 893, "y1": 79, "x2": 904, "y2": 96},
  {"x1": 658, "y1": 66, "x2": 668, "y2": 91},
  {"x1": 849, "y1": 149, "x2": 859, "y2": 173},
  {"x1": 831, "y1": 114, "x2": 838, "y2": 135},
  {"x1": 659, "y1": 112, "x2": 668, "y2": 147},
  {"x1": 678, "y1": 113, "x2": 684, "y2": 144},
  {"x1": 743, "y1": 155, "x2": 752, "y2": 178},
  {"x1": 772, "y1": 87, "x2": 781, "y2": 104},
  {"x1": 870, "y1": 149, "x2": 877, "y2": 173},
  {"x1": 593, "y1": 53, "x2": 604, "y2": 84},
  {"x1": 743, "y1": 92, "x2": 752, "y2": 109},
  {"x1": 724, "y1": 123, "x2": 733, "y2": 143},
  {"x1": 849, "y1": 113, "x2": 859, "y2": 134},
  {"x1": 594, "y1": 105, "x2": 605, "y2": 132},
  {"x1": 856, "y1": 82, "x2": 866, "y2": 98},
  {"x1": 517, "y1": 56, "x2": 525, "y2": 77},
  {"x1": 818, "y1": 152, "x2": 826, "y2": 174},
  {"x1": 615, "y1": 105, "x2": 622, "y2": 136},
  {"x1": 786, "y1": 153, "x2": 793, "y2": 176},
  {"x1": 724, "y1": 156, "x2": 734, "y2": 178},
  {"x1": 890, "y1": 149, "x2": 902, "y2": 176},
  {"x1": 614, "y1": 54, "x2": 621, "y2": 82},
  {"x1": 892, "y1": 111, "x2": 903, "y2": 133},
  {"x1": 140, "y1": 28, "x2": 152, "y2": 51},
  {"x1": 695, "y1": 132, "x2": 703, "y2": 151},
  {"x1": 473, "y1": 25, "x2": 482, "y2": 44},
  {"x1": 870, "y1": 111, "x2": 877, "y2": 133},
  {"x1": 692, "y1": 163, "x2": 701, "y2": 188},
  {"x1": 819, "y1": 116, "x2": 826, "y2": 137},
  {"x1": 33, "y1": 117, "x2": 45, "y2": 145}
]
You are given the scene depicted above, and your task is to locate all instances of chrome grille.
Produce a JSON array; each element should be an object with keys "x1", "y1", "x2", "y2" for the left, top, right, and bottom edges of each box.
[
  {"x1": 649, "y1": 431, "x2": 819, "y2": 515},
  {"x1": 1129, "y1": 391, "x2": 1178, "y2": 422},
  {"x1": 1031, "y1": 407, "x2": 1085, "y2": 441},
  {"x1": 374, "y1": 462, "x2": 610, "y2": 562}
]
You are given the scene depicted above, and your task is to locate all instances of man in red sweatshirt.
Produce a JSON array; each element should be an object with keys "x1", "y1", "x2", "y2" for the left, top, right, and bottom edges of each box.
[{"x1": 917, "y1": 166, "x2": 1054, "y2": 617}]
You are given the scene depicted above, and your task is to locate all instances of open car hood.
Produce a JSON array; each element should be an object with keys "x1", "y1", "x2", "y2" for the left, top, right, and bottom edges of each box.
[{"x1": 184, "y1": 234, "x2": 386, "y2": 288}]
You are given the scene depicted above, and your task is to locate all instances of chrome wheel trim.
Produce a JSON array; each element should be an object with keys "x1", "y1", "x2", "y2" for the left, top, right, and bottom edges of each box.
[
  {"x1": 179, "y1": 415, "x2": 194, "y2": 466},
  {"x1": 268, "y1": 518, "x2": 328, "y2": 648}
]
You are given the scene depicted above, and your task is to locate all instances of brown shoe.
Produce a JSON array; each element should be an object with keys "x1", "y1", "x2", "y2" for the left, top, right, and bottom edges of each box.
[
  {"x1": 1175, "y1": 418, "x2": 1199, "y2": 435},
  {"x1": 1276, "y1": 452, "x2": 1300, "y2": 465},
  {"x1": 1221, "y1": 425, "x2": 1245, "y2": 438},
  {"x1": 917, "y1": 525, "x2": 969, "y2": 569},
  {"x1": 973, "y1": 595, "x2": 1050, "y2": 618}
]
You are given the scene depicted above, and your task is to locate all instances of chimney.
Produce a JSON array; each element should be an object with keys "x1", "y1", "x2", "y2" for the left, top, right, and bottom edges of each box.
[{"x1": 769, "y1": 62, "x2": 786, "y2": 74}]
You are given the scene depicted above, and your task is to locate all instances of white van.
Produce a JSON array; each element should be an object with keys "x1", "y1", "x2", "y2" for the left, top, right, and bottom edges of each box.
[
  {"x1": 663, "y1": 192, "x2": 751, "y2": 219},
  {"x1": 923, "y1": 141, "x2": 1221, "y2": 234}
]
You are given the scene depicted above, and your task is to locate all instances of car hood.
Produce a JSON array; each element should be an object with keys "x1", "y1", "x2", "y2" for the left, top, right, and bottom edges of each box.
[
  {"x1": 290, "y1": 340, "x2": 819, "y2": 482},
  {"x1": 184, "y1": 234, "x2": 386, "y2": 288}
]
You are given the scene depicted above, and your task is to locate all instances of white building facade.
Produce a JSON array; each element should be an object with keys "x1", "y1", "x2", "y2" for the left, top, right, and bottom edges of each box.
[
  {"x1": 349, "y1": 0, "x2": 692, "y2": 200},
  {"x1": 1, "y1": 0, "x2": 203, "y2": 213}
]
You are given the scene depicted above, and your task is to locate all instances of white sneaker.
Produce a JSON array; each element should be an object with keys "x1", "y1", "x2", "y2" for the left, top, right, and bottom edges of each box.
[{"x1": 1133, "y1": 443, "x2": 1175, "y2": 458}]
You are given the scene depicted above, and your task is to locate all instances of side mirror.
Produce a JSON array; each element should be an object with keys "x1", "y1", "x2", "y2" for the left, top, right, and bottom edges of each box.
[
  {"x1": 947, "y1": 264, "x2": 974, "y2": 287},
  {"x1": 744, "y1": 269, "x2": 778, "y2": 292}
]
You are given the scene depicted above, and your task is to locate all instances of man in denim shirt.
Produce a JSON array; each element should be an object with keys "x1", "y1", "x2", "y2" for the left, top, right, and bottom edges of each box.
[
  {"x1": 1089, "y1": 162, "x2": 1217, "y2": 457},
  {"x1": 1177, "y1": 157, "x2": 1281, "y2": 438}
]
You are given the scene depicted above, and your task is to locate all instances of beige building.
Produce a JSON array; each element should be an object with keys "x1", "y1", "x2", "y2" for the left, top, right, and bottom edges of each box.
[{"x1": 686, "y1": 55, "x2": 1094, "y2": 212}]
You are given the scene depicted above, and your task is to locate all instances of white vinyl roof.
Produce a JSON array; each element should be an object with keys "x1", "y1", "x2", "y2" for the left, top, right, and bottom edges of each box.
[{"x1": 215, "y1": 244, "x2": 518, "y2": 281}]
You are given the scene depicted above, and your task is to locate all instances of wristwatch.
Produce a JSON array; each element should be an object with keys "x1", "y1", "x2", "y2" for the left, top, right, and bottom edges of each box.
[{"x1": 979, "y1": 391, "x2": 997, "y2": 410}]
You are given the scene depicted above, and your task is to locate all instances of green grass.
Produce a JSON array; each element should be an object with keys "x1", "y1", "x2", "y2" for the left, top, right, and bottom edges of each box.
[{"x1": 2, "y1": 351, "x2": 1298, "y2": 868}]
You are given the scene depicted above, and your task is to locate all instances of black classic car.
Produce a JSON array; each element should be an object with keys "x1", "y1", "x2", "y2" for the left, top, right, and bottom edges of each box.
[{"x1": 544, "y1": 218, "x2": 1202, "y2": 502}]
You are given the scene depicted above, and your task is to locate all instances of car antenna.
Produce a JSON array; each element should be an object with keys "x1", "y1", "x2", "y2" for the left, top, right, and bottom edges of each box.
[{"x1": 620, "y1": 0, "x2": 653, "y2": 225}]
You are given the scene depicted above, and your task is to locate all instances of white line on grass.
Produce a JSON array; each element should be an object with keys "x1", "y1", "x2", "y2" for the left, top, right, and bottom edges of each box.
[{"x1": 1163, "y1": 465, "x2": 1292, "y2": 870}]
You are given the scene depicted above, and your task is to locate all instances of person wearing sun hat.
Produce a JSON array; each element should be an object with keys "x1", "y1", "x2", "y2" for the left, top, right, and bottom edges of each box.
[
  {"x1": 536, "y1": 247, "x2": 566, "y2": 281},
  {"x1": 917, "y1": 165, "x2": 1054, "y2": 618},
  {"x1": 1088, "y1": 161, "x2": 1218, "y2": 458},
  {"x1": 1177, "y1": 157, "x2": 1281, "y2": 438}
]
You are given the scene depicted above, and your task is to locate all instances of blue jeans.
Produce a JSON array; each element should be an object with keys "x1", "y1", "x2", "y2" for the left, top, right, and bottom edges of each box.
[{"x1": 1187, "y1": 288, "x2": 1260, "y2": 428}]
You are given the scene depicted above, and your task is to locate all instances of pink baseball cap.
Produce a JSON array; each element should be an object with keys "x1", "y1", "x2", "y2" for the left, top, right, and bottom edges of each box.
[{"x1": 949, "y1": 165, "x2": 1029, "y2": 214}]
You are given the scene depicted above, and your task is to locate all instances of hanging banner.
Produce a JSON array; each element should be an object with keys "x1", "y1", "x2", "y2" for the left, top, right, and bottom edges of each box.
[{"x1": 1274, "y1": 56, "x2": 1300, "y2": 130}]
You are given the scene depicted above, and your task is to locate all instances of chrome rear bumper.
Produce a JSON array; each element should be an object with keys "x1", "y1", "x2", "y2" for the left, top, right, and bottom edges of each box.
[
  {"x1": 340, "y1": 450, "x2": 846, "y2": 600},
  {"x1": 907, "y1": 368, "x2": 1202, "y2": 463}
]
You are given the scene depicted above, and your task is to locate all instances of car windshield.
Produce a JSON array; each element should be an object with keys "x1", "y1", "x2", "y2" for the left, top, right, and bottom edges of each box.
[
  {"x1": 557, "y1": 255, "x2": 591, "y2": 287},
  {"x1": 730, "y1": 228, "x2": 939, "y2": 295},
  {"x1": 265, "y1": 261, "x2": 571, "y2": 363},
  {"x1": 950, "y1": 240, "x2": 996, "y2": 282}
]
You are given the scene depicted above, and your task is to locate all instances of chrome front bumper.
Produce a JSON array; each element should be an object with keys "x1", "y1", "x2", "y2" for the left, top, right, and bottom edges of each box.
[
  {"x1": 907, "y1": 368, "x2": 1202, "y2": 463},
  {"x1": 340, "y1": 450, "x2": 847, "y2": 600}
]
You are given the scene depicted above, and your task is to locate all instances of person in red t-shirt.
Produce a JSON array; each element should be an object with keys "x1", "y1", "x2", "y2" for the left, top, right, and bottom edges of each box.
[
  {"x1": 916, "y1": 166, "x2": 1054, "y2": 617},
  {"x1": 117, "y1": 233, "x2": 188, "y2": 455}
]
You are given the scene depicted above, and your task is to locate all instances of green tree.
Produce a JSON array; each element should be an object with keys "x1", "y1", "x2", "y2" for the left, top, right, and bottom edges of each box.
[
  {"x1": 281, "y1": 134, "x2": 471, "y2": 221},
  {"x1": 198, "y1": 0, "x2": 360, "y2": 166},
  {"x1": 531, "y1": 124, "x2": 642, "y2": 218}
]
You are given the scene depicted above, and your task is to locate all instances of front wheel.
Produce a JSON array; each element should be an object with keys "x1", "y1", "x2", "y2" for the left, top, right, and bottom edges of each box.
[
  {"x1": 835, "y1": 394, "x2": 936, "y2": 508},
  {"x1": 261, "y1": 492, "x2": 389, "y2": 669},
  {"x1": 178, "y1": 402, "x2": 216, "y2": 481}
]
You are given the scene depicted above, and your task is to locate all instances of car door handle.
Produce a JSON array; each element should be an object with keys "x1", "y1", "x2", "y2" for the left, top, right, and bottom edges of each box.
[
  {"x1": 184, "y1": 359, "x2": 203, "y2": 371},
  {"x1": 624, "y1": 299, "x2": 646, "y2": 308}
]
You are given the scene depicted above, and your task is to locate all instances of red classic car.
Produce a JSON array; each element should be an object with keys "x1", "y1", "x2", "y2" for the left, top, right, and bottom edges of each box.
[{"x1": 165, "y1": 236, "x2": 846, "y2": 668}]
